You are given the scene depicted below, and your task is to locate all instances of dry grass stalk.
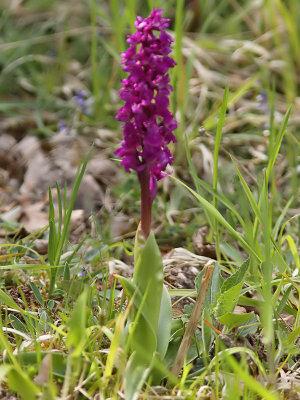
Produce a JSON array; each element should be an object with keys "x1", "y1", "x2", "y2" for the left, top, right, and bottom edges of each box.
[{"x1": 171, "y1": 264, "x2": 215, "y2": 377}]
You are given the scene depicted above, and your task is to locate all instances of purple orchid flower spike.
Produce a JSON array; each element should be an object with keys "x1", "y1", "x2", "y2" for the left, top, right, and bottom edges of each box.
[{"x1": 115, "y1": 8, "x2": 178, "y2": 238}]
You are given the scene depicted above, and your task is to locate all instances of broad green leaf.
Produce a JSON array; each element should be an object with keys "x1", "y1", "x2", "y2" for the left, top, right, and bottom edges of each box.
[
  {"x1": 170, "y1": 318, "x2": 184, "y2": 338},
  {"x1": 287, "y1": 325, "x2": 300, "y2": 345},
  {"x1": 276, "y1": 285, "x2": 292, "y2": 315},
  {"x1": 156, "y1": 285, "x2": 172, "y2": 359},
  {"x1": 119, "y1": 231, "x2": 166, "y2": 360},
  {"x1": 29, "y1": 281, "x2": 44, "y2": 307},
  {"x1": 0, "y1": 288, "x2": 24, "y2": 312},
  {"x1": 14, "y1": 352, "x2": 67, "y2": 378},
  {"x1": 66, "y1": 288, "x2": 88, "y2": 353},
  {"x1": 7, "y1": 368, "x2": 40, "y2": 400},
  {"x1": 116, "y1": 276, "x2": 157, "y2": 362},
  {"x1": 218, "y1": 312, "x2": 255, "y2": 330},
  {"x1": 118, "y1": 230, "x2": 170, "y2": 394},
  {"x1": 116, "y1": 276, "x2": 156, "y2": 339},
  {"x1": 164, "y1": 331, "x2": 202, "y2": 368},
  {"x1": 238, "y1": 315, "x2": 259, "y2": 336},
  {"x1": 213, "y1": 259, "x2": 250, "y2": 319},
  {"x1": 61, "y1": 279, "x2": 87, "y2": 298},
  {"x1": 238, "y1": 295, "x2": 264, "y2": 309},
  {"x1": 133, "y1": 230, "x2": 163, "y2": 332},
  {"x1": 129, "y1": 315, "x2": 157, "y2": 365},
  {"x1": 0, "y1": 364, "x2": 13, "y2": 383},
  {"x1": 38, "y1": 309, "x2": 51, "y2": 333},
  {"x1": 221, "y1": 258, "x2": 250, "y2": 293},
  {"x1": 124, "y1": 352, "x2": 151, "y2": 400},
  {"x1": 214, "y1": 284, "x2": 243, "y2": 318},
  {"x1": 9, "y1": 315, "x2": 28, "y2": 334}
]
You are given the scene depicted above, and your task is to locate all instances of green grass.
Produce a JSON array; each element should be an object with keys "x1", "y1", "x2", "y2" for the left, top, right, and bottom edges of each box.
[{"x1": 0, "y1": 0, "x2": 300, "y2": 399}]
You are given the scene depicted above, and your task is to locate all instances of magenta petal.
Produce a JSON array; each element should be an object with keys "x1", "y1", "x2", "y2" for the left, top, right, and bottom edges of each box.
[{"x1": 115, "y1": 8, "x2": 178, "y2": 197}]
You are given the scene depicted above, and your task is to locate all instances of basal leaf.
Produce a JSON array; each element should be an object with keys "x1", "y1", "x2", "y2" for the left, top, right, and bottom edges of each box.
[
  {"x1": 7, "y1": 368, "x2": 40, "y2": 400},
  {"x1": 157, "y1": 285, "x2": 172, "y2": 359},
  {"x1": 133, "y1": 230, "x2": 164, "y2": 333},
  {"x1": 116, "y1": 276, "x2": 155, "y2": 332},
  {"x1": 9, "y1": 315, "x2": 28, "y2": 334},
  {"x1": 214, "y1": 284, "x2": 243, "y2": 318},
  {"x1": 118, "y1": 231, "x2": 171, "y2": 392},
  {"x1": 66, "y1": 288, "x2": 88, "y2": 353},
  {"x1": 218, "y1": 312, "x2": 255, "y2": 330},
  {"x1": 14, "y1": 352, "x2": 67, "y2": 378},
  {"x1": 0, "y1": 365, "x2": 12, "y2": 383},
  {"x1": 124, "y1": 352, "x2": 151, "y2": 400},
  {"x1": 213, "y1": 259, "x2": 250, "y2": 319},
  {"x1": 221, "y1": 258, "x2": 250, "y2": 293},
  {"x1": 29, "y1": 281, "x2": 44, "y2": 307},
  {"x1": 116, "y1": 275, "x2": 157, "y2": 361},
  {"x1": 163, "y1": 330, "x2": 202, "y2": 368},
  {"x1": 0, "y1": 288, "x2": 25, "y2": 312}
]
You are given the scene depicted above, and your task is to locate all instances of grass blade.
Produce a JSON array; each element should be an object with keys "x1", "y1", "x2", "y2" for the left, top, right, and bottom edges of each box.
[{"x1": 172, "y1": 176, "x2": 260, "y2": 262}]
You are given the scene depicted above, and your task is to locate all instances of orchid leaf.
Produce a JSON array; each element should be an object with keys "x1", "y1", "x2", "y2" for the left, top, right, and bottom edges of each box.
[
  {"x1": 133, "y1": 230, "x2": 164, "y2": 331},
  {"x1": 218, "y1": 312, "x2": 255, "y2": 330},
  {"x1": 124, "y1": 353, "x2": 151, "y2": 400},
  {"x1": 116, "y1": 276, "x2": 157, "y2": 352},
  {"x1": 157, "y1": 285, "x2": 172, "y2": 359},
  {"x1": 117, "y1": 230, "x2": 172, "y2": 398},
  {"x1": 66, "y1": 288, "x2": 89, "y2": 355},
  {"x1": 0, "y1": 365, "x2": 13, "y2": 384},
  {"x1": 7, "y1": 368, "x2": 40, "y2": 400},
  {"x1": 213, "y1": 259, "x2": 250, "y2": 324}
]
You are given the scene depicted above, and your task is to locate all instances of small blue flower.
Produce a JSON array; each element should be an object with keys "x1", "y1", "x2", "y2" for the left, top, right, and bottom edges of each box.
[
  {"x1": 257, "y1": 90, "x2": 269, "y2": 113},
  {"x1": 57, "y1": 120, "x2": 67, "y2": 131},
  {"x1": 78, "y1": 266, "x2": 88, "y2": 278},
  {"x1": 72, "y1": 90, "x2": 93, "y2": 115}
]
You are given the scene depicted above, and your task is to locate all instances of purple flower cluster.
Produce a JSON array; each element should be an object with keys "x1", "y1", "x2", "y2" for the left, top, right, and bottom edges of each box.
[{"x1": 115, "y1": 9, "x2": 178, "y2": 197}]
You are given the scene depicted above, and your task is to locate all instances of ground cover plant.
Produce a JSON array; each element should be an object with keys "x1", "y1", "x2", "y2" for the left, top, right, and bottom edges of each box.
[{"x1": 0, "y1": 0, "x2": 300, "y2": 399}]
